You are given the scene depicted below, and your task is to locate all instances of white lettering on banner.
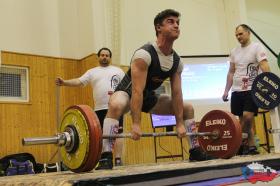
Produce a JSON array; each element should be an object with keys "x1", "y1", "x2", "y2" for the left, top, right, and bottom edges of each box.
[
  {"x1": 263, "y1": 76, "x2": 278, "y2": 89},
  {"x1": 207, "y1": 144, "x2": 228, "y2": 151},
  {"x1": 205, "y1": 119, "x2": 226, "y2": 127}
]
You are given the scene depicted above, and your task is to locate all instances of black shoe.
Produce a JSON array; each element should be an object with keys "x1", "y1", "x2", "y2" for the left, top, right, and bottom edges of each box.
[
  {"x1": 248, "y1": 146, "x2": 260, "y2": 155},
  {"x1": 237, "y1": 145, "x2": 250, "y2": 155},
  {"x1": 115, "y1": 158, "x2": 122, "y2": 166},
  {"x1": 95, "y1": 152, "x2": 113, "y2": 170},
  {"x1": 237, "y1": 145, "x2": 260, "y2": 155},
  {"x1": 189, "y1": 147, "x2": 216, "y2": 161}
]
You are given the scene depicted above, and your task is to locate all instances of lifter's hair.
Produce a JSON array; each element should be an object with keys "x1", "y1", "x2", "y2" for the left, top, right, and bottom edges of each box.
[
  {"x1": 154, "y1": 9, "x2": 180, "y2": 36},
  {"x1": 97, "y1": 47, "x2": 112, "y2": 58},
  {"x1": 236, "y1": 24, "x2": 251, "y2": 33}
]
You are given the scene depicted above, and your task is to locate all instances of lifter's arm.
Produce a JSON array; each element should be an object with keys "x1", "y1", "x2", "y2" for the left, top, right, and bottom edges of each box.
[
  {"x1": 170, "y1": 71, "x2": 186, "y2": 137},
  {"x1": 130, "y1": 59, "x2": 148, "y2": 140}
]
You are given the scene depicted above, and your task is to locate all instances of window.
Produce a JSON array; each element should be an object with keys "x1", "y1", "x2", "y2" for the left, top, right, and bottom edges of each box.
[{"x1": 0, "y1": 65, "x2": 29, "y2": 102}]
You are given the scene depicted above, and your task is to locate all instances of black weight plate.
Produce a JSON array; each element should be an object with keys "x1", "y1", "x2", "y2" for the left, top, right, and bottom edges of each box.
[{"x1": 251, "y1": 72, "x2": 280, "y2": 110}]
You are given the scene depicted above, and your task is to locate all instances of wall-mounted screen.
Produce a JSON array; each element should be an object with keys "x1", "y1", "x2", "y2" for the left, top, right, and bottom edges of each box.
[
  {"x1": 151, "y1": 114, "x2": 176, "y2": 128},
  {"x1": 182, "y1": 57, "x2": 230, "y2": 100},
  {"x1": 180, "y1": 56, "x2": 231, "y2": 121}
]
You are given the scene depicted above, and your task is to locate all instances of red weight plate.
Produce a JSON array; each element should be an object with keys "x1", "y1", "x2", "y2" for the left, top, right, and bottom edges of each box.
[
  {"x1": 198, "y1": 110, "x2": 242, "y2": 159},
  {"x1": 67, "y1": 105, "x2": 102, "y2": 172}
]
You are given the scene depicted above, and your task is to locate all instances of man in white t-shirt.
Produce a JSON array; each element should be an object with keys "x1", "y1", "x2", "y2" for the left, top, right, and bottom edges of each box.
[
  {"x1": 55, "y1": 47, "x2": 125, "y2": 166},
  {"x1": 222, "y1": 24, "x2": 270, "y2": 155},
  {"x1": 96, "y1": 9, "x2": 213, "y2": 170}
]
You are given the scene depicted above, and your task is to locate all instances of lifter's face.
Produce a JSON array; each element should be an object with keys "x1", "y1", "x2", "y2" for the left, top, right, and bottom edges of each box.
[
  {"x1": 98, "y1": 50, "x2": 111, "y2": 67},
  {"x1": 157, "y1": 16, "x2": 180, "y2": 39},
  {"x1": 235, "y1": 27, "x2": 250, "y2": 47}
]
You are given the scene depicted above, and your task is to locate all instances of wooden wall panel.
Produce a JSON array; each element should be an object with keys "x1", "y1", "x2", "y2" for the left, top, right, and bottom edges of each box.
[
  {"x1": 254, "y1": 111, "x2": 273, "y2": 153},
  {"x1": 0, "y1": 51, "x2": 97, "y2": 164},
  {"x1": 122, "y1": 113, "x2": 191, "y2": 165}
]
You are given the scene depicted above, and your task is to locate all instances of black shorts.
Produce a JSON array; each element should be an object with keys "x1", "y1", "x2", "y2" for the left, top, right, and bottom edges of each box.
[
  {"x1": 231, "y1": 91, "x2": 258, "y2": 116},
  {"x1": 114, "y1": 74, "x2": 158, "y2": 113},
  {"x1": 141, "y1": 90, "x2": 158, "y2": 113},
  {"x1": 95, "y1": 109, "x2": 124, "y2": 133}
]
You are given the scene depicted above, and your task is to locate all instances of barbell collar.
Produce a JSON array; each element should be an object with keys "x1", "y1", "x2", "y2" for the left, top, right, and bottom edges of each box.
[{"x1": 22, "y1": 132, "x2": 69, "y2": 146}]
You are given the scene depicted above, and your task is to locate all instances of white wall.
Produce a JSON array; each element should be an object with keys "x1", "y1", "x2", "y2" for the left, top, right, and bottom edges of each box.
[
  {"x1": 57, "y1": 0, "x2": 95, "y2": 59},
  {"x1": 0, "y1": 0, "x2": 98, "y2": 59},
  {"x1": 0, "y1": 0, "x2": 279, "y2": 63},
  {"x1": 120, "y1": 0, "x2": 231, "y2": 66},
  {"x1": 246, "y1": 0, "x2": 280, "y2": 76},
  {"x1": 90, "y1": 0, "x2": 122, "y2": 64},
  {"x1": 223, "y1": 0, "x2": 248, "y2": 49},
  {"x1": 0, "y1": 0, "x2": 60, "y2": 57},
  {"x1": 0, "y1": 0, "x2": 120, "y2": 60}
]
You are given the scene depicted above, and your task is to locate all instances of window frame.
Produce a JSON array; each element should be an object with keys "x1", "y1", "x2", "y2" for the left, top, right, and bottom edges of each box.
[{"x1": 0, "y1": 65, "x2": 30, "y2": 103}]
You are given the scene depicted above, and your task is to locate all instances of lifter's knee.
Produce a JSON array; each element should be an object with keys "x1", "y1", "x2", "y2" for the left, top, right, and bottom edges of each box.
[
  {"x1": 107, "y1": 92, "x2": 129, "y2": 118},
  {"x1": 183, "y1": 102, "x2": 194, "y2": 120}
]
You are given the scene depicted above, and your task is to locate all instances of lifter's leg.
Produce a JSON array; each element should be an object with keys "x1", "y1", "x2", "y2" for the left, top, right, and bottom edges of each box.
[
  {"x1": 114, "y1": 138, "x2": 124, "y2": 166},
  {"x1": 96, "y1": 91, "x2": 129, "y2": 170},
  {"x1": 150, "y1": 95, "x2": 213, "y2": 161},
  {"x1": 150, "y1": 95, "x2": 196, "y2": 144},
  {"x1": 182, "y1": 102, "x2": 199, "y2": 149},
  {"x1": 114, "y1": 115, "x2": 124, "y2": 166},
  {"x1": 181, "y1": 102, "x2": 214, "y2": 161}
]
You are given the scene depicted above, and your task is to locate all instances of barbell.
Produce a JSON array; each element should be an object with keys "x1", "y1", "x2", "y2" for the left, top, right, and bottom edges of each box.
[
  {"x1": 22, "y1": 105, "x2": 252, "y2": 173},
  {"x1": 21, "y1": 72, "x2": 280, "y2": 173}
]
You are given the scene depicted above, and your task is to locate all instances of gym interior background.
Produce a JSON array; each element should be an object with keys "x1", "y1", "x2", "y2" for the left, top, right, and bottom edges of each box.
[{"x1": 0, "y1": 0, "x2": 280, "y2": 166}]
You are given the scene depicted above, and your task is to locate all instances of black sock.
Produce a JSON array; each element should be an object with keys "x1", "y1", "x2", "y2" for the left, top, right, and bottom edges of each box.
[{"x1": 101, "y1": 151, "x2": 113, "y2": 159}]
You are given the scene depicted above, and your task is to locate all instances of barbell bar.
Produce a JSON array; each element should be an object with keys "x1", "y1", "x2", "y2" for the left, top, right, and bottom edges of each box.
[
  {"x1": 104, "y1": 132, "x2": 247, "y2": 139},
  {"x1": 22, "y1": 131, "x2": 215, "y2": 146},
  {"x1": 21, "y1": 105, "x2": 258, "y2": 173},
  {"x1": 23, "y1": 131, "x2": 250, "y2": 146},
  {"x1": 104, "y1": 131, "x2": 215, "y2": 138}
]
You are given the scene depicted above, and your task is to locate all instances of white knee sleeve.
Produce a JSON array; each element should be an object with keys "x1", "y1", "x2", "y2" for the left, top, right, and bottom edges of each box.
[{"x1": 102, "y1": 118, "x2": 119, "y2": 152}]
